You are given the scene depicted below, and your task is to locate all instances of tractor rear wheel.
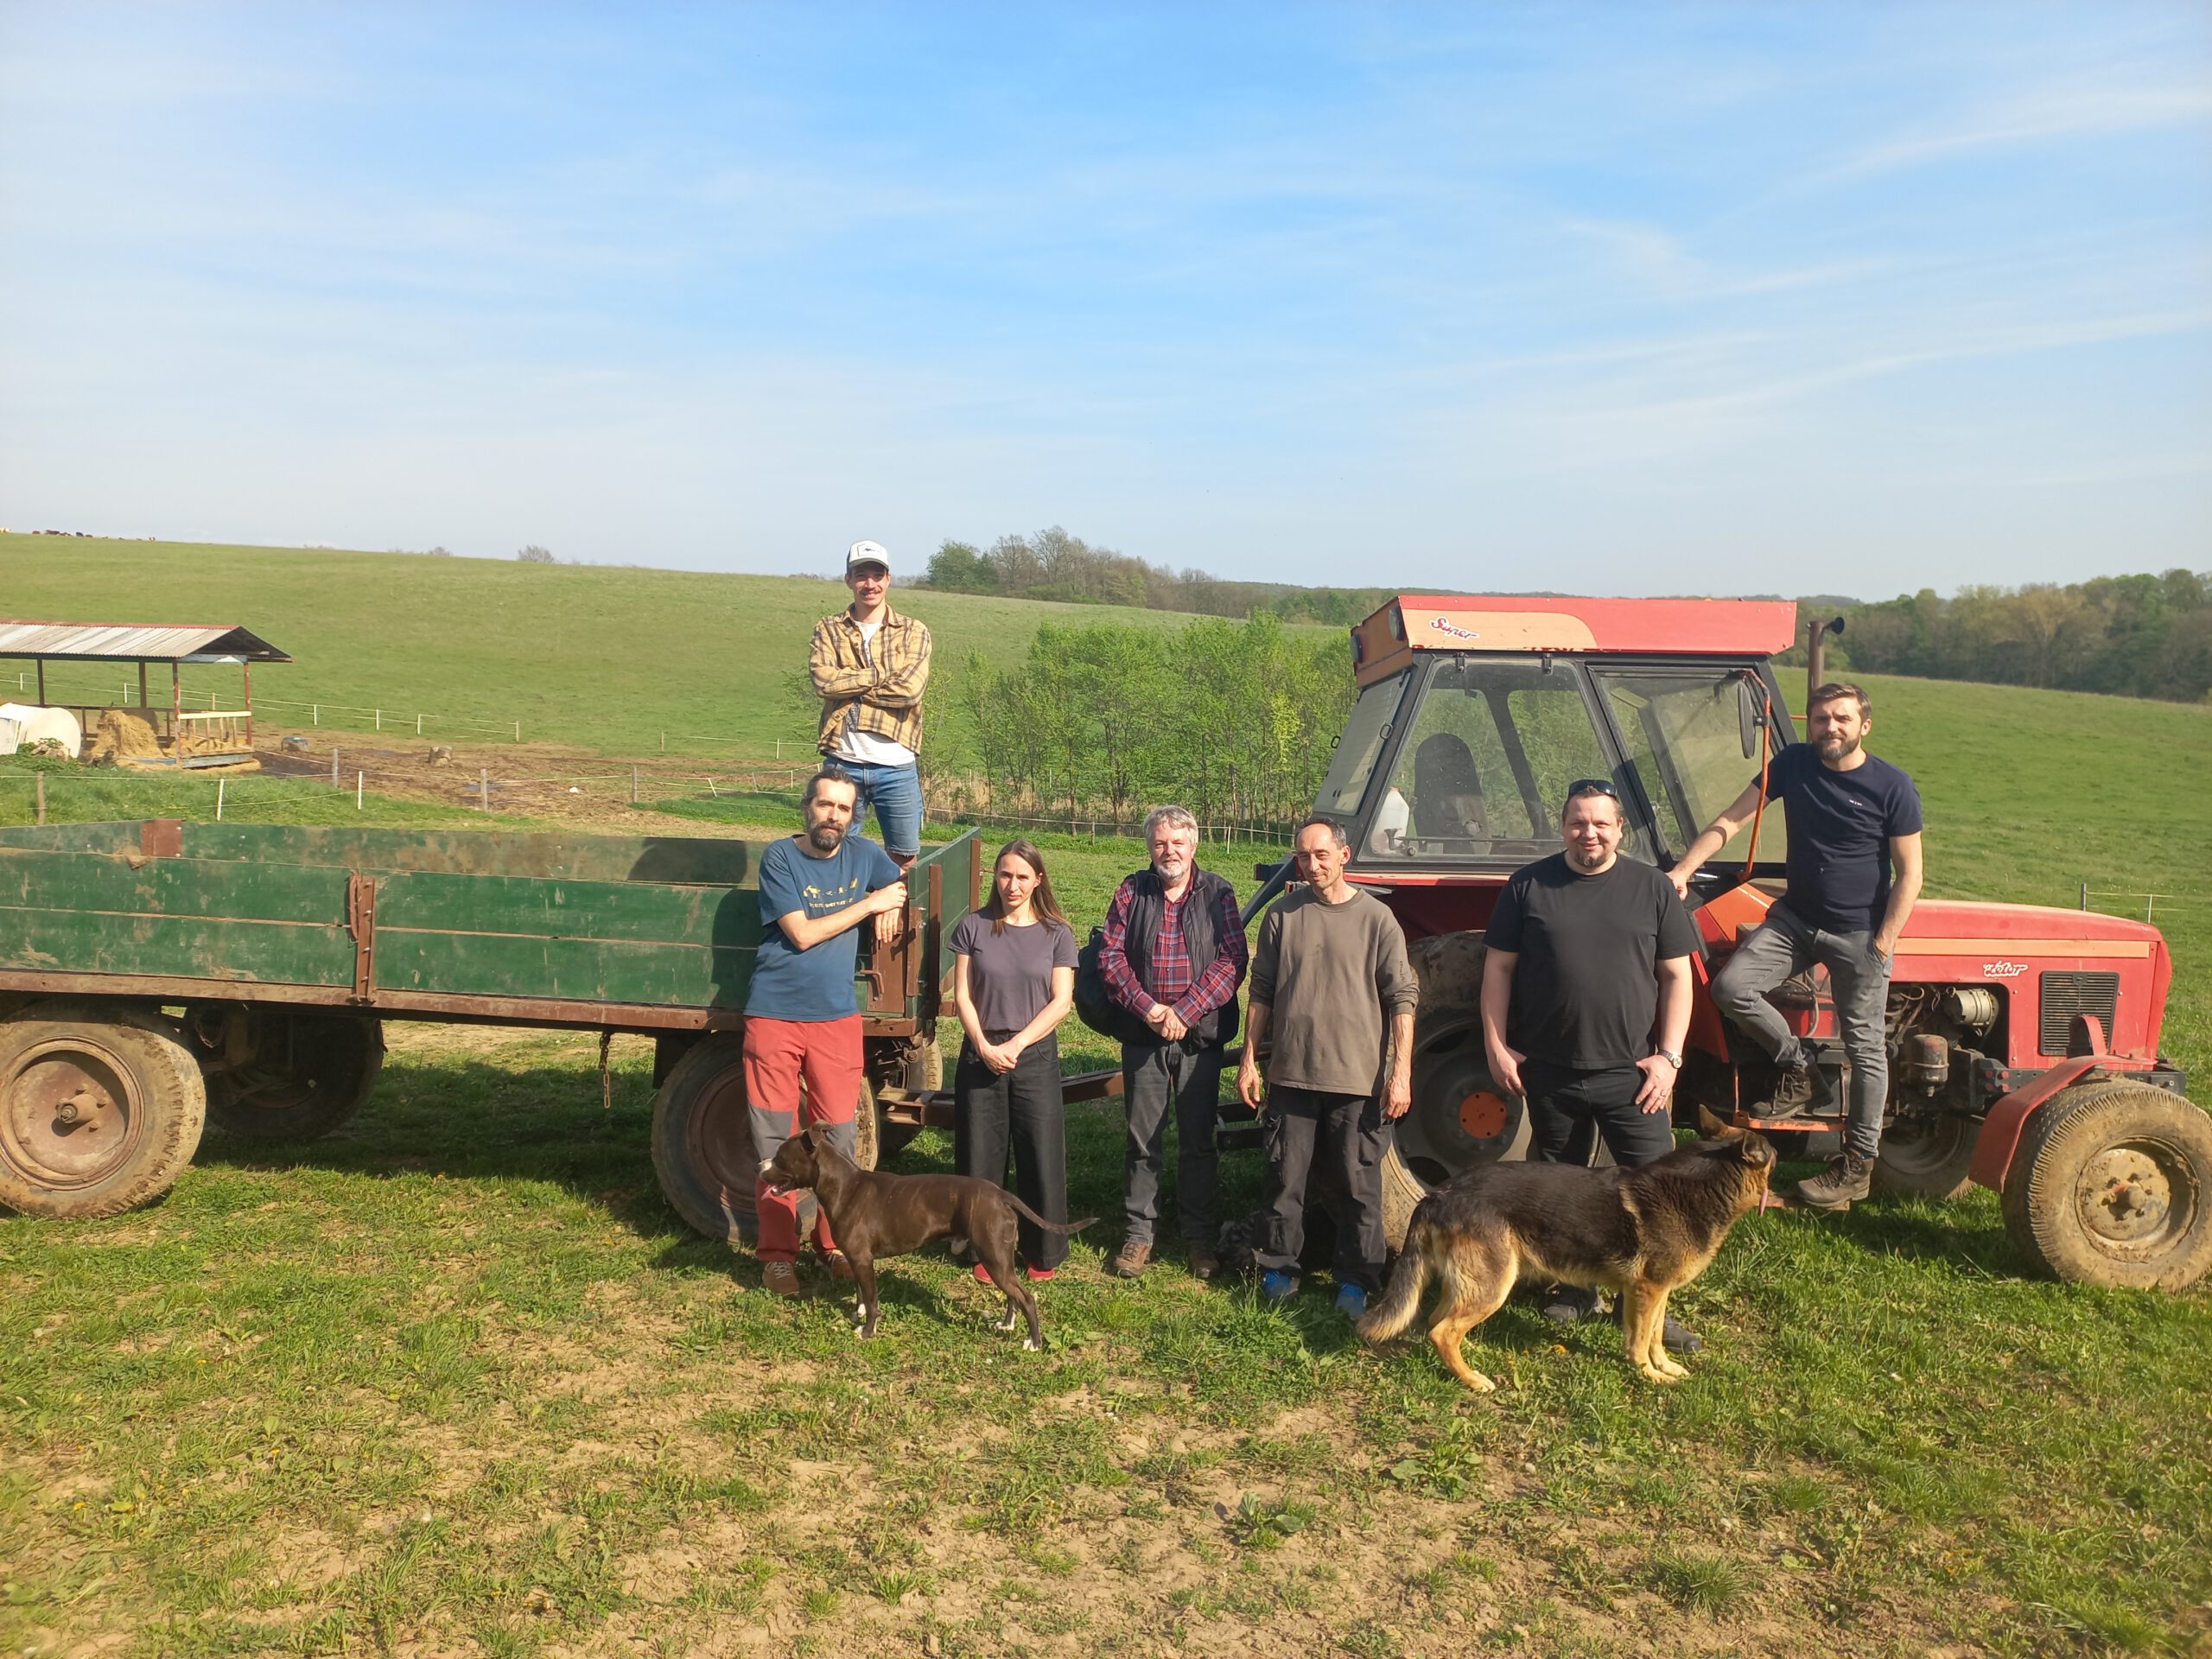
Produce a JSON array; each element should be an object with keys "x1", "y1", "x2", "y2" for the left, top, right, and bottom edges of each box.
[
  {"x1": 651, "y1": 1034, "x2": 880, "y2": 1245},
  {"x1": 2000, "y1": 1080, "x2": 2212, "y2": 1290},
  {"x1": 1381, "y1": 934, "x2": 1531, "y2": 1250},
  {"x1": 0, "y1": 1002, "x2": 207, "y2": 1219},
  {"x1": 1871, "y1": 1109, "x2": 1978, "y2": 1201},
  {"x1": 204, "y1": 1013, "x2": 385, "y2": 1142}
]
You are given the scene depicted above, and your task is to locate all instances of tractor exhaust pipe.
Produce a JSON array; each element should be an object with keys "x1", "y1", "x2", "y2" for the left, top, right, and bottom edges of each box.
[{"x1": 1806, "y1": 614, "x2": 1844, "y2": 708}]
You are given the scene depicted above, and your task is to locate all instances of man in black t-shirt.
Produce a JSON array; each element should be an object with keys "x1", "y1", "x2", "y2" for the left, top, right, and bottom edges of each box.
[
  {"x1": 1483, "y1": 778, "x2": 1702, "y2": 1346},
  {"x1": 1669, "y1": 682, "x2": 1924, "y2": 1211}
]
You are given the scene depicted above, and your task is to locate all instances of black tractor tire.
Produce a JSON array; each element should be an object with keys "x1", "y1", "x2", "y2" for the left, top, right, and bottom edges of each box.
[
  {"x1": 1382, "y1": 933, "x2": 1533, "y2": 1250},
  {"x1": 1872, "y1": 1109, "x2": 1979, "y2": 1201},
  {"x1": 204, "y1": 1013, "x2": 385, "y2": 1143},
  {"x1": 2000, "y1": 1080, "x2": 2212, "y2": 1290},
  {"x1": 0, "y1": 1001, "x2": 207, "y2": 1219},
  {"x1": 651, "y1": 1033, "x2": 880, "y2": 1245}
]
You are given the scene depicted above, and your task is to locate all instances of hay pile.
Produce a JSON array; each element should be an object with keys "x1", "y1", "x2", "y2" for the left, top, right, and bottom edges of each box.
[{"x1": 85, "y1": 709, "x2": 163, "y2": 765}]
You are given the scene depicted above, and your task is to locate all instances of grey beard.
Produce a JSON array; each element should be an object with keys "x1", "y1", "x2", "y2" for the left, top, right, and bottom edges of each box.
[{"x1": 808, "y1": 823, "x2": 845, "y2": 851}]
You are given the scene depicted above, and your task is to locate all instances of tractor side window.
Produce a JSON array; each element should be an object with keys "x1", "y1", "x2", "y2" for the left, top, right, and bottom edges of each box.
[
  {"x1": 1595, "y1": 671, "x2": 1786, "y2": 865},
  {"x1": 1370, "y1": 660, "x2": 1616, "y2": 862}
]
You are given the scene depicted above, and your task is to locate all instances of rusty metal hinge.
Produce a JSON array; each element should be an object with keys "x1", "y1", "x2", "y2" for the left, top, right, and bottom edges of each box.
[{"x1": 345, "y1": 873, "x2": 378, "y2": 1003}]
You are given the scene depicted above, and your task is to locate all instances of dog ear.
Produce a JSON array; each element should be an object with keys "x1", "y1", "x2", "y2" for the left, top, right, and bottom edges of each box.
[{"x1": 1694, "y1": 1103, "x2": 1741, "y2": 1141}]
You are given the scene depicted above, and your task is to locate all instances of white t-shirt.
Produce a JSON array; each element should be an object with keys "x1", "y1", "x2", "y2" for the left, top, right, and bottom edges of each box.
[{"x1": 833, "y1": 616, "x2": 918, "y2": 768}]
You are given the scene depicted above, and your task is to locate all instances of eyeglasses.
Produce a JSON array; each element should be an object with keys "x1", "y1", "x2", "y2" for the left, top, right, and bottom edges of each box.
[{"x1": 1565, "y1": 778, "x2": 1618, "y2": 799}]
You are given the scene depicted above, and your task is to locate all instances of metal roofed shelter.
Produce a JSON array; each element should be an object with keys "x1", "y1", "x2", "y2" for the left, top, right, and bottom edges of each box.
[{"x1": 0, "y1": 621, "x2": 292, "y2": 767}]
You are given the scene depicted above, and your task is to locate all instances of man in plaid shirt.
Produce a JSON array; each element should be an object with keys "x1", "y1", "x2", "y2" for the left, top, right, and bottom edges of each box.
[{"x1": 1098, "y1": 804, "x2": 1248, "y2": 1280}]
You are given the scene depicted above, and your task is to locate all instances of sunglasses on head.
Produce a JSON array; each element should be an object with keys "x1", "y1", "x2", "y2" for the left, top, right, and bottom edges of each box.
[{"x1": 1566, "y1": 778, "x2": 1618, "y2": 800}]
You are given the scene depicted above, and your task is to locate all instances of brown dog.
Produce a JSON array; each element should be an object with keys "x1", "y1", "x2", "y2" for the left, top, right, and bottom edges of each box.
[
  {"x1": 760, "y1": 1126, "x2": 1095, "y2": 1349},
  {"x1": 1357, "y1": 1106, "x2": 1774, "y2": 1391}
]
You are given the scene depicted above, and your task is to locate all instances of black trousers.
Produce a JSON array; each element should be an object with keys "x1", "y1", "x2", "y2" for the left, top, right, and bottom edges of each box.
[
  {"x1": 1254, "y1": 1085, "x2": 1388, "y2": 1293},
  {"x1": 1522, "y1": 1058, "x2": 1676, "y2": 1171},
  {"x1": 953, "y1": 1033, "x2": 1071, "y2": 1270}
]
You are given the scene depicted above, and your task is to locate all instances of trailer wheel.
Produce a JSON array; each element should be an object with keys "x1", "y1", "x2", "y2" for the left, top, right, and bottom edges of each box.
[
  {"x1": 651, "y1": 1034, "x2": 881, "y2": 1246},
  {"x1": 0, "y1": 1004, "x2": 207, "y2": 1219},
  {"x1": 1872, "y1": 1110, "x2": 1978, "y2": 1201},
  {"x1": 204, "y1": 1014, "x2": 384, "y2": 1143},
  {"x1": 2000, "y1": 1081, "x2": 2212, "y2": 1290}
]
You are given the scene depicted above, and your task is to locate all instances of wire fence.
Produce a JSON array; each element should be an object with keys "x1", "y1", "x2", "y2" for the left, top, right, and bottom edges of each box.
[{"x1": 2079, "y1": 886, "x2": 2212, "y2": 922}]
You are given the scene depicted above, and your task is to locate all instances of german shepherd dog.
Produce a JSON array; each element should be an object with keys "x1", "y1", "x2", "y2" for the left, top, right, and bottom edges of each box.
[
  {"x1": 1358, "y1": 1107, "x2": 1774, "y2": 1392},
  {"x1": 761, "y1": 1127, "x2": 1096, "y2": 1350}
]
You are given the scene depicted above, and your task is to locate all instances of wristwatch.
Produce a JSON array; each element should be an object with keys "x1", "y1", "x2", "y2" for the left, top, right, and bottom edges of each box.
[{"x1": 1654, "y1": 1048, "x2": 1682, "y2": 1070}]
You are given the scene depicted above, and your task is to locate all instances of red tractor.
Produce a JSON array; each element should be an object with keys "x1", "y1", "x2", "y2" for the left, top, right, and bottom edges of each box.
[{"x1": 1300, "y1": 594, "x2": 2209, "y2": 1291}]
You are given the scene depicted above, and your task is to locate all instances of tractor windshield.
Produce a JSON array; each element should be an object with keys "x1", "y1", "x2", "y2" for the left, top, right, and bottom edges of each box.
[
  {"x1": 1313, "y1": 671, "x2": 1408, "y2": 823},
  {"x1": 1358, "y1": 658, "x2": 1624, "y2": 867},
  {"x1": 1590, "y1": 666, "x2": 1788, "y2": 866}
]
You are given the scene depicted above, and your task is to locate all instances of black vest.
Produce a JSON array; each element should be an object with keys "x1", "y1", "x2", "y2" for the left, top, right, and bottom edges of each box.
[{"x1": 1119, "y1": 867, "x2": 1242, "y2": 1050}]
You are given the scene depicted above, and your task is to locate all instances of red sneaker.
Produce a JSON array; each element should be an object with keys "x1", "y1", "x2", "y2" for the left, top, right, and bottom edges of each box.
[
  {"x1": 1025, "y1": 1265, "x2": 1056, "y2": 1283},
  {"x1": 972, "y1": 1262, "x2": 995, "y2": 1286}
]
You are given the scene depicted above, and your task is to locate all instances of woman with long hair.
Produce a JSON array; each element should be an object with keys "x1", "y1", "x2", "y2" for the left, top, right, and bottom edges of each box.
[{"x1": 950, "y1": 839, "x2": 1079, "y2": 1280}]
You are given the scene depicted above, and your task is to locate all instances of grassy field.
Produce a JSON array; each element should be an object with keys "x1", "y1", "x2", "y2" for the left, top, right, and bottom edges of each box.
[
  {"x1": 0, "y1": 535, "x2": 1314, "y2": 767},
  {"x1": 2, "y1": 567, "x2": 2210, "y2": 1656}
]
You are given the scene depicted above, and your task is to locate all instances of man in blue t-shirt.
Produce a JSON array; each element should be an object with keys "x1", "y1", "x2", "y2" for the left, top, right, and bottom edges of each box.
[
  {"x1": 745, "y1": 769, "x2": 907, "y2": 1295},
  {"x1": 1669, "y1": 682, "x2": 1924, "y2": 1211}
]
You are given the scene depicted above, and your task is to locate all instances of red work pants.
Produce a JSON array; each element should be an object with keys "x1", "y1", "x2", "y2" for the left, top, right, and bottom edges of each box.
[{"x1": 744, "y1": 1014, "x2": 864, "y2": 1262}]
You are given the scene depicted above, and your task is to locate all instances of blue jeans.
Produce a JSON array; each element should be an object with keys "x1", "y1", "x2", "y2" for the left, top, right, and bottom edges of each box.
[{"x1": 832, "y1": 756, "x2": 922, "y2": 858}]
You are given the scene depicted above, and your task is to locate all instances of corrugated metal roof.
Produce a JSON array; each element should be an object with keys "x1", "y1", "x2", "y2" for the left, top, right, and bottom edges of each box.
[{"x1": 0, "y1": 621, "x2": 291, "y2": 664}]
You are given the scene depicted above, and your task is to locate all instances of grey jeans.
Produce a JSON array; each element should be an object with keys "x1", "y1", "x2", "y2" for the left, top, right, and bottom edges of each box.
[
  {"x1": 1120, "y1": 1040, "x2": 1224, "y2": 1246},
  {"x1": 1255, "y1": 1086, "x2": 1387, "y2": 1293},
  {"x1": 1711, "y1": 900, "x2": 1892, "y2": 1159}
]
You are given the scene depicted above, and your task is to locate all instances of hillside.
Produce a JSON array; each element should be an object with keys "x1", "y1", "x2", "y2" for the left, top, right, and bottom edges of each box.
[{"x1": 0, "y1": 534, "x2": 1329, "y2": 766}]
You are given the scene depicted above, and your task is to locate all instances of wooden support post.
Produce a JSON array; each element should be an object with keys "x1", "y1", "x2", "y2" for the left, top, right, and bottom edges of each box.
[
  {"x1": 513, "y1": 721, "x2": 520, "y2": 741},
  {"x1": 37, "y1": 658, "x2": 47, "y2": 702},
  {"x1": 2080, "y1": 881, "x2": 2088, "y2": 911},
  {"x1": 480, "y1": 768, "x2": 490, "y2": 812},
  {"x1": 170, "y1": 660, "x2": 180, "y2": 749},
  {"x1": 416, "y1": 714, "x2": 423, "y2": 735},
  {"x1": 35, "y1": 769, "x2": 45, "y2": 825},
  {"x1": 217, "y1": 779, "x2": 226, "y2": 820},
  {"x1": 332, "y1": 747, "x2": 340, "y2": 788},
  {"x1": 138, "y1": 660, "x2": 148, "y2": 709},
  {"x1": 630, "y1": 766, "x2": 639, "y2": 804},
  {"x1": 356, "y1": 772, "x2": 364, "y2": 810},
  {"x1": 374, "y1": 709, "x2": 381, "y2": 731}
]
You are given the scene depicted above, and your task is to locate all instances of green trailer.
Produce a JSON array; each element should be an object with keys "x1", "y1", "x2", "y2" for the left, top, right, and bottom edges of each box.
[{"x1": 0, "y1": 817, "x2": 982, "y2": 1234}]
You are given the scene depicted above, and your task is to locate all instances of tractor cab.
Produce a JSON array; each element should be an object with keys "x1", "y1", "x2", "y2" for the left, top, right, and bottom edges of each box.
[{"x1": 1316, "y1": 596, "x2": 1799, "y2": 930}]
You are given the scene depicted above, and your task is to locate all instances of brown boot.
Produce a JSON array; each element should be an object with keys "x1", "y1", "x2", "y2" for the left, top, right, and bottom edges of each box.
[
  {"x1": 761, "y1": 1261, "x2": 804, "y2": 1297},
  {"x1": 1109, "y1": 1239, "x2": 1152, "y2": 1278},
  {"x1": 1185, "y1": 1242, "x2": 1222, "y2": 1281},
  {"x1": 1796, "y1": 1150, "x2": 1872, "y2": 1211}
]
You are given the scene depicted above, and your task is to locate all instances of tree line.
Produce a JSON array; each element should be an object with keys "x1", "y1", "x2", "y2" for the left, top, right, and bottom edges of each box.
[
  {"x1": 939, "y1": 614, "x2": 1353, "y2": 836},
  {"x1": 1827, "y1": 569, "x2": 2212, "y2": 703},
  {"x1": 921, "y1": 526, "x2": 1406, "y2": 626}
]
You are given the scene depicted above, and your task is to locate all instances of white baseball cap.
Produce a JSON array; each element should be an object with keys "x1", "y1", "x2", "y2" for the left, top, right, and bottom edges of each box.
[{"x1": 846, "y1": 540, "x2": 891, "y2": 574}]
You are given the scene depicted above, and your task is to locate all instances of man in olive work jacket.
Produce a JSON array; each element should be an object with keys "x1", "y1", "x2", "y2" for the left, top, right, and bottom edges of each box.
[
  {"x1": 1237, "y1": 815, "x2": 1417, "y2": 1320},
  {"x1": 1098, "y1": 804, "x2": 1248, "y2": 1280},
  {"x1": 1483, "y1": 778, "x2": 1703, "y2": 1348}
]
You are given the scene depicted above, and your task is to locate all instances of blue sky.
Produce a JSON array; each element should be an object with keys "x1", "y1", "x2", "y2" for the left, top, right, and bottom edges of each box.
[{"x1": 2, "y1": 3, "x2": 2207, "y2": 598}]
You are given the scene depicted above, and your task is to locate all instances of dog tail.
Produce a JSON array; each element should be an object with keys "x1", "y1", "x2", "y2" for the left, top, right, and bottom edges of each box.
[
  {"x1": 1357, "y1": 1220, "x2": 1433, "y2": 1344},
  {"x1": 1003, "y1": 1196, "x2": 1097, "y2": 1236}
]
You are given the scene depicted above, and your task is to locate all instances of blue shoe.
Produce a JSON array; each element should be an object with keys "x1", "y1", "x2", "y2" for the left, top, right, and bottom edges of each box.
[
  {"x1": 1333, "y1": 1284, "x2": 1367, "y2": 1320},
  {"x1": 1259, "y1": 1269, "x2": 1300, "y2": 1303}
]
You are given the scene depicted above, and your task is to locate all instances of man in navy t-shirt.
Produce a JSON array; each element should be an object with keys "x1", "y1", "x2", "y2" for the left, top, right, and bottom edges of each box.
[
  {"x1": 745, "y1": 769, "x2": 906, "y2": 1295},
  {"x1": 1669, "y1": 682, "x2": 1924, "y2": 1211}
]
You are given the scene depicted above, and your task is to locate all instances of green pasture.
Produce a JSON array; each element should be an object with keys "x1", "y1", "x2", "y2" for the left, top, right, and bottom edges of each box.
[
  {"x1": 1, "y1": 534, "x2": 1315, "y2": 767},
  {"x1": 2, "y1": 556, "x2": 2210, "y2": 1654}
]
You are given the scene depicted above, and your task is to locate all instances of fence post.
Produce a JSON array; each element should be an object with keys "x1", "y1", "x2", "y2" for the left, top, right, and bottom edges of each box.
[
  {"x1": 775, "y1": 740, "x2": 781, "y2": 760},
  {"x1": 35, "y1": 769, "x2": 45, "y2": 825},
  {"x1": 216, "y1": 778, "x2": 226, "y2": 820},
  {"x1": 513, "y1": 721, "x2": 519, "y2": 741},
  {"x1": 631, "y1": 766, "x2": 639, "y2": 804},
  {"x1": 480, "y1": 768, "x2": 490, "y2": 812},
  {"x1": 2147, "y1": 893, "x2": 2156, "y2": 924},
  {"x1": 709, "y1": 778, "x2": 718, "y2": 798},
  {"x1": 375, "y1": 709, "x2": 381, "y2": 731},
  {"x1": 332, "y1": 748, "x2": 340, "y2": 789},
  {"x1": 660, "y1": 732, "x2": 666, "y2": 752},
  {"x1": 2079, "y1": 881, "x2": 2088, "y2": 911},
  {"x1": 312, "y1": 704, "x2": 318, "y2": 726},
  {"x1": 416, "y1": 714, "x2": 424, "y2": 735},
  {"x1": 356, "y1": 772, "x2": 364, "y2": 810}
]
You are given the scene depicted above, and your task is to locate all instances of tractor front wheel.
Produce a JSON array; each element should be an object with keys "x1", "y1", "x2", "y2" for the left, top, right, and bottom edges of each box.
[{"x1": 2000, "y1": 1081, "x2": 2212, "y2": 1290}]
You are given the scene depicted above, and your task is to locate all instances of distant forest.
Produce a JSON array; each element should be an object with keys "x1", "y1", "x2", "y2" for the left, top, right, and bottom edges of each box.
[{"x1": 917, "y1": 529, "x2": 2212, "y2": 705}]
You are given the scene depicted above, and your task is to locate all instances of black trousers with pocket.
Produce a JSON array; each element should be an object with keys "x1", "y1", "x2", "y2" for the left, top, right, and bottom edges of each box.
[
  {"x1": 953, "y1": 1033, "x2": 1071, "y2": 1270},
  {"x1": 1253, "y1": 1085, "x2": 1388, "y2": 1293},
  {"x1": 1522, "y1": 1058, "x2": 1677, "y2": 1171}
]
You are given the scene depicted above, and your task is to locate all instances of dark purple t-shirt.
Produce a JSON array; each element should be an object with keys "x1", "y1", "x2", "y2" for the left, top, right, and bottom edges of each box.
[{"x1": 950, "y1": 912, "x2": 1078, "y2": 1035}]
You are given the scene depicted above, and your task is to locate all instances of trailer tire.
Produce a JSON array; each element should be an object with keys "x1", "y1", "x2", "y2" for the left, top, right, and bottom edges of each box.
[
  {"x1": 652, "y1": 1034, "x2": 881, "y2": 1246},
  {"x1": 1872, "y1": 1110, "x2": 1978, "y2": 1201},
  {"x1": 204, "y1": 1014, "x2": 384, "y2": 1143},
  {"x1": 0, "y1": 1003, "x2": 207, "y2": 1219},
  {"x1": 2000, "y1": 1081, "x2": 2212, "y2": 1290}
]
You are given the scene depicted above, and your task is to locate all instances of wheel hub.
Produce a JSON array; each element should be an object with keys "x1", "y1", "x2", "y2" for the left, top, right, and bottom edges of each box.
[
  {"x1": 1396, "y1": 1016, "x2": 1522, "y2": 1186},
  {"x1": 2, "y1": 1044, "x2": 142, "y2": 1189},
  {"x1": 2078, "y1": 1145, "x2": 2174, "y2": 1245}
]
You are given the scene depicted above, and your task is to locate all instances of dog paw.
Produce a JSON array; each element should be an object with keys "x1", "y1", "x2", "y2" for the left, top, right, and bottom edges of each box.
[
  {"x1": 995, "y1": 1313, "x2": 1020, "y2": 1333},
  {"x1": 1023, "y1": 1337, "x2": 1041, "y2": 1352},
  {"x1": 1637, "y1": 1363, "x2": 1685, "y2": 1385},
  {"x1": 1460, "y1": 1372, "x2": 1497, "y2": 1395}
]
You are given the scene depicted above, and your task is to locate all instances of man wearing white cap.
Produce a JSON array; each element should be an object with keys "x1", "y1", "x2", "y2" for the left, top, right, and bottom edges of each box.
[{"x1": 808, "y1": 541, "x2": 933, "y2": 867}]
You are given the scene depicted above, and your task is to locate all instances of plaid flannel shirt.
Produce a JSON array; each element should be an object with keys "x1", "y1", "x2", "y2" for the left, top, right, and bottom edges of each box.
[
  {"x1": 1100, "y1": 874, "x2": 1248, "y2": 1025},
  {"x1": 810, "y1": 606, "x2": 933, "y2": 756}
]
